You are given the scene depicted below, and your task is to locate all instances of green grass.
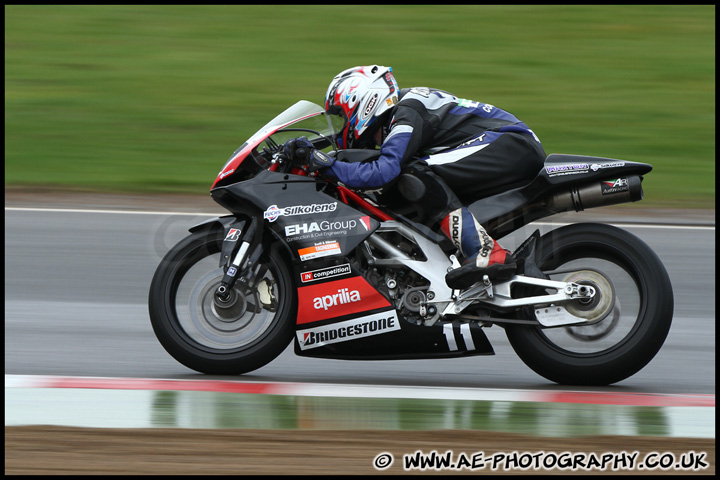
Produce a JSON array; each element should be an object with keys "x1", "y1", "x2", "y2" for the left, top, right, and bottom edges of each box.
[{"x1": 5, "y1": 5, "x2": 715, "y2": 208}]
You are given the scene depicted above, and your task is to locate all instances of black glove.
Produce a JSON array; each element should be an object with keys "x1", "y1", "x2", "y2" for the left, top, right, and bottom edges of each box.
[
  {"x1": 282, "y1": 136, "x2": 336, "y2": 172},
  {"x1": 282, "y1": 136, "x2": 314, "y2": 164},
  {"x1": 307, "y1": 149, "x2": 336, "y2": 172}
]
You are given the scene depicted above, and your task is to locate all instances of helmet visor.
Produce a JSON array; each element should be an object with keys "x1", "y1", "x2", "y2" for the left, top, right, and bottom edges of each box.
[{"x1": 325, "y1": 105, "x2": 352, "y2": 149}]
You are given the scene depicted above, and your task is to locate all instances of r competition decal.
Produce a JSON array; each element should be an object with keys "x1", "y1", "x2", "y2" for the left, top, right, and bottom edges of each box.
[
  {"x1": 296, "y1": 310, "x2": 401, "y2": 351},
  {"x1": 301, "y1": 263, "x2": 352, "y2": 283}
]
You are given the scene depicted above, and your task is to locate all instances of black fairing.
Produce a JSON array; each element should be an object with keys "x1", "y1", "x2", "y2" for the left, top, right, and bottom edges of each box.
[
  {"x1": 296, "y1": 317, "x2": 494, "y2": 360},
  {"x1": 211, "y1": 170, "x2": 380, "y2": 262}
]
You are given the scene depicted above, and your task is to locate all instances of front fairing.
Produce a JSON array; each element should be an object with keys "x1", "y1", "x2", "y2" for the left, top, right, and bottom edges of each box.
[{"x1": 212, "y1": 101, "x2": 345, "y2": 189}]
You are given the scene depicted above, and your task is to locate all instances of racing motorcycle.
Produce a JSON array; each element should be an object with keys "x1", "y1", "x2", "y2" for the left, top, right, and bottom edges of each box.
[{"x1": 148, "y1": 100, "x2": 674, "y2": 385}]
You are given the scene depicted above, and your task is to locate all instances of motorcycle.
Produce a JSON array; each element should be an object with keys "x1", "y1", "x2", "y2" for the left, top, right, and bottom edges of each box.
[{"x1": 148, "y1": 100, "x2": 673, "y2": 385}]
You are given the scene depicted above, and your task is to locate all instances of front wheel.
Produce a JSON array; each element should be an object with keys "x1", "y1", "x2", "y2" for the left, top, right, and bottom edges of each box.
[
  {"x1": 505, "y1": 223, "x2": 673, "y2": 385},
  {"x1": 148, "y1": 228, "x2": 296, "y2": 374}
]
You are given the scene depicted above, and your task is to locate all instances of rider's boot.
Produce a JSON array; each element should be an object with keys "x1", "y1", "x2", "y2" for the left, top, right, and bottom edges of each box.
[{"x1": 441, "y1": 207, "x2": 517, "y2": 289}]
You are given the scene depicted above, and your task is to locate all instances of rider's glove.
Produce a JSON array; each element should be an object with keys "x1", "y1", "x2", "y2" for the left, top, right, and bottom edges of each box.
[
  {"x1": 307, "y1": 149, "x2": 336, "y2": 172},
  {"x1": 282, "y1": 136, "x2": 314, "y2": 164},
  {"x1": 282, "y1": 136, "x2": 336, "y2": 172}
]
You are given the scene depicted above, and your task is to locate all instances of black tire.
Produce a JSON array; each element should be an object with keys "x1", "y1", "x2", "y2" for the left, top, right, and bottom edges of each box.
[
  {"x1": 148, "y1": 227, "x2": 296, "y2": 374},
  {"x1": 505, "y1": 223, "x2": 673, "y2": 385}
]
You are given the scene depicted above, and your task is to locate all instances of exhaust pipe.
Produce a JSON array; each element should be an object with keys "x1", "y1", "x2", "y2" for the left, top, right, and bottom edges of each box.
[{"x1": 547, "y1": 175, "x2": 644, "y2": 213}]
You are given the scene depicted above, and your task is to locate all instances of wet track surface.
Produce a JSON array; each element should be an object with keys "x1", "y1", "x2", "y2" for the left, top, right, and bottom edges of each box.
[
  {"x1": 4, "y1": 194, "x2": 715, "y2": 475},
  {"x1": 4, "y1": 198, "x2": 715, "y2": 394}
]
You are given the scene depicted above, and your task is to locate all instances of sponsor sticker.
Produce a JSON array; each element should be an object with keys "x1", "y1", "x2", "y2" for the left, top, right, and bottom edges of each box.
[
  {"x1": 225, "y1": 228, "x2": 241, "y2": 241},
  {"x1": 285, "y1": 216, "x2": 372, "y2": 242},
  {"x1": 263, "y1": 202, "x2": 338, "y2": 223},
  {"x1": 546, "y1": 163, "x2": 589, "y2": 176},
  {"x1": 591, "y1": 161, "x2": 625, "y2": 171},
  {"x1": 219, "y1": 168, "x2": 234, "y2": 180},
  {"x1": 601, "y1": 178, "x2": 630, "y2": 195},
  {"x1": 296, "y1": 276, "x2": 391, "y2": 324},
  {"x1": 297, "y1": 241, "x2": 342, "y2": 261},
  {"x1": 296, "y1": 310, "x2": 401, "y2": 350},
  {"x1": 301, "y1": 263, "x2": 352, "y2": 283},
  {"x1": 362, "y1": 92, "x2": 379, "y2": 119}
]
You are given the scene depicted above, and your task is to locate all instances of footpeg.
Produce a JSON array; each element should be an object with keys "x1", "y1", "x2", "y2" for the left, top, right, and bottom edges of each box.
[{"x1": 443, "y1": 276, "x2": 494, "y2": 315}]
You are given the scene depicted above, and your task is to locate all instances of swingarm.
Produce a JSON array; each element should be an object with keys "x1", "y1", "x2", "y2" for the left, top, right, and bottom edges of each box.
[{"x1": 443, "y1": 274, "x2": 597, "y2": 327}]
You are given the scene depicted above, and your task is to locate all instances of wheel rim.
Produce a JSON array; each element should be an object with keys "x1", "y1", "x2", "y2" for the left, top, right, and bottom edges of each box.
[
  {"x1": 561, "y1": 269, "x2": 621, "y2": 341},
  {"x1": 536, "y1": 257, "x2": 641, "y2": 355},
  {"x1": 170, "y1": 242, "x2": 283, "y2": 351}
]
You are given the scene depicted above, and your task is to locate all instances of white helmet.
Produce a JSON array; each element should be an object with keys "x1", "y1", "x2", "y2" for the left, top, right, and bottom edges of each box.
[{"x1": 324, "y1": 65, "x2": 399, "y2": 148}]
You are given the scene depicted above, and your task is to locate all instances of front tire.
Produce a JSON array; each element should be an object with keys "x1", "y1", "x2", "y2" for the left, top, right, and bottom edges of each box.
[
  {"x1": 505, "y1": 223, "x2": 673, "y2": 385},
  {"x1": 148, "y1": 228, "x2": 296, "y2": 374}
]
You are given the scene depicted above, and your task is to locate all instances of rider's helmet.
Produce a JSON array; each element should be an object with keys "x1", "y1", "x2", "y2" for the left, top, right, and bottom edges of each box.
[{"x1": 324, "y1": 65, "x2": 399, "y2": 149}]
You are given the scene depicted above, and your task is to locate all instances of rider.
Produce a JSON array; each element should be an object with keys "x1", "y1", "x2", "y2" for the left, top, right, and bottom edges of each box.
[{"x1": 284, "y1": 65, "x2": 546, "y2": 289}]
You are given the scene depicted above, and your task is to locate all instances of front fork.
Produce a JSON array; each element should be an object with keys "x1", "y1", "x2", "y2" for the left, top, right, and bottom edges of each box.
[{"x1": 214, "y1": 216, "x2": 264, "y2": 305}]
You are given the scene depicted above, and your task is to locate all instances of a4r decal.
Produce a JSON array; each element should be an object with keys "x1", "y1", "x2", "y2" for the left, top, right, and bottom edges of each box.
[
  {"x1": 296, "y1": 310, "x2": 401, "y2": 350},
  {"x1": 296, "y1": 276, "x2": 391, "y2": 324},
  {"x1": 601, "y1": 178, "x2": 630, "y2": 195}
]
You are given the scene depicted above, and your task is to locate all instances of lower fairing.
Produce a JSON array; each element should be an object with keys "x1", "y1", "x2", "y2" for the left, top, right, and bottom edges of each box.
[{"x1": 294, "y1": 308, "x2": 494, "y2": 360}]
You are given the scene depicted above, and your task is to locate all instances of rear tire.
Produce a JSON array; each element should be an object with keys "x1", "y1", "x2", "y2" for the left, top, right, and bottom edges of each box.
[
  {"x1": 148, "y1": 228, "x2": 296, "y2": 374},
  {"x1": 505, "y1": 223, "x2": 673, "y2": 385}
]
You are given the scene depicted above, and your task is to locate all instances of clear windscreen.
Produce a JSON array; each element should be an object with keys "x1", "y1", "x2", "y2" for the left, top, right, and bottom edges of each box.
[{"x1": 256, "y1": 100, "x2": 345, "y2": 151}]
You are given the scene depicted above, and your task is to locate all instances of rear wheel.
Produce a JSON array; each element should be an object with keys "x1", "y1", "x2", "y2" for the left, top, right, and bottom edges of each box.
[
  {"x1": 505, "y1": 223, "x2": 673, "y2": 385},
  {"x1": 148, "y1": 228, "x2": 296, "y2": 374}
]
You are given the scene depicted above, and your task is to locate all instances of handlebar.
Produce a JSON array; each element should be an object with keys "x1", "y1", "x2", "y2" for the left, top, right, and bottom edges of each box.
[
  {"x1": 269, "y1": 136, "x2": 335, "y2": 178},
  {"x1": 270, "y1": 150, "x2": 311, "y2": 177}
]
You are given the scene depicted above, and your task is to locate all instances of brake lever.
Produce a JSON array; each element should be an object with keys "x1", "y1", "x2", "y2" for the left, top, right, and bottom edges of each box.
[{"x1": 271, "y1": 151, "x2": 288, "y2": 164}]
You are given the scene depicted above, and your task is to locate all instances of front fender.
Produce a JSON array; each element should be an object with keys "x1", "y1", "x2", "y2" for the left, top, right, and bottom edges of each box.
[{"x1": 188, "y1": 214, "x2": 241, "y2": 234}]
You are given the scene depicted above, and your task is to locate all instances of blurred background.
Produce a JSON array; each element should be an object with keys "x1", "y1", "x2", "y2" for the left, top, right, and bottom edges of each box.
[{"x1": 5, "y1": 5, "x2": 715, "y2": 208}]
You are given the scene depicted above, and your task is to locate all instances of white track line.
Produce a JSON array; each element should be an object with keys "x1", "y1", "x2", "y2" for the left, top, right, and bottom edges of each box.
[
  {"x1": 5, "y1": 207, "x2": 221, "y2": 216},
  {"x1": 5, "y1": 206, "x2": 714, "y2": 230}
]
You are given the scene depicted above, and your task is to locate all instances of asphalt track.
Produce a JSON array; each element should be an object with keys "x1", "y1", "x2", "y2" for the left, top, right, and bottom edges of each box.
[
  {"x1": 4, "y1": 201, "x2": 715, "y2": 391},
  {"x1": 3, "y1": 196, "x2": 716, "y2": 443}
]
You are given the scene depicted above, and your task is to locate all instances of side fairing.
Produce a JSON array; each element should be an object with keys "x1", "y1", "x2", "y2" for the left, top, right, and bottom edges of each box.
[
  {"x1": 211, "y1": 170, "x2": 379, "y2": 262},
  {"x1": 211, "y1": 170, "x2": 495, "y2": 360}
]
